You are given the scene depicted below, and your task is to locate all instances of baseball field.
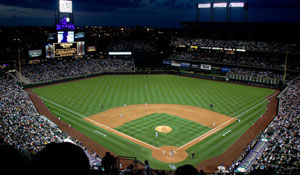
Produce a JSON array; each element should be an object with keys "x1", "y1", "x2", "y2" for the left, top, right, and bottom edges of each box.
[{"x1": 30, "y1": 74, "x2": 275, "y2": 170}]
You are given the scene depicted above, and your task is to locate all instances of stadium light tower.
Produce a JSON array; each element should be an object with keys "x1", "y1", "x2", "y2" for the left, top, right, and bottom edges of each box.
[
  {"x1": 56, "y1": 0, "x2": 74, "y2": 24},
  {"x1": 196, "y1": 2, "x2": 248, "y2": 22}
]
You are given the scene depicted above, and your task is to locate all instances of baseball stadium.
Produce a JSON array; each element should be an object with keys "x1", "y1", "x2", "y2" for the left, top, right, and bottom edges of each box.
[{"x1": 0, "y1": 0, "x2": 299, "y2": 175}]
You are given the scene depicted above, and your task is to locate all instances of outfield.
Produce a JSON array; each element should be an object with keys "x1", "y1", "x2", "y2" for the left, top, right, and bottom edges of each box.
[{"x1": 31, "y1": 75, "x2": 275, "y2": 170}]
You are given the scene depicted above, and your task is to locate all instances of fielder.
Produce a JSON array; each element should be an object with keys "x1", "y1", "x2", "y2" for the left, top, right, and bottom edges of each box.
[
  {"x1": 170, "y1": 150, "x2": 174, "y2": 157},
  {"x1": 155, "y1": 131, "x2": 158, "y2": 138}
]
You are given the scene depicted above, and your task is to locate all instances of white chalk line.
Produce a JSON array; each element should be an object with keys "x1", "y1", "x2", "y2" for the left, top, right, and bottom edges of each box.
[
  {"x1": 94, "y1": 130, "x2": 107, "y2": 137},
  {"x1": 174, "y1": 96, "x2": 272, "y2": 152},
  {"x1": 28, "y1": 91, "x2": 164, "y2": 152},
  {"x1": 174, "y1": 117, "x2": 236, "y2": 152},
  {"x1": 85, "y1": 118, "x2": 164, "y2": 152},
  {"x1": 222, "y1": 130, "x2": 232, "y2": 137}
]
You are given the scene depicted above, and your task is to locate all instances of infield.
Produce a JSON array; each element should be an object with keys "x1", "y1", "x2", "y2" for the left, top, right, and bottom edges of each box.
[{"x1": 85, "y1": 104, "x2": 236, "y2": 162}]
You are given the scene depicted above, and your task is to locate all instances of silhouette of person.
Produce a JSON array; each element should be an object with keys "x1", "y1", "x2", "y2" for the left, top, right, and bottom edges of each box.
[
  {"x1": 61, "y1": 31, "x2": 68, "y2": 43},
  {"x1": 175, "y1": 164, "x2": 199, "y2": 175},
  {"x1": 144, "y1": 160, "x2": 151, "y2": 175},
  {"x1": 102, "y1": 152, "x2": 116, "y2": 175},
  {"x1": 29, "y1": 142, "x2": 90, "y2": 175}
]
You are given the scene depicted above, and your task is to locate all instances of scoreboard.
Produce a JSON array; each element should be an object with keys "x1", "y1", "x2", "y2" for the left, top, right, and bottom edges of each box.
[{"x1": 54, "y1": 42, "x2": 78, "y2": 57}]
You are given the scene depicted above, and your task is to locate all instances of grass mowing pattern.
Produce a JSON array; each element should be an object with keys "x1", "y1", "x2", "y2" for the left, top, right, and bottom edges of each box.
[
  {"x1": 115, "y1": 113, "x2": 211, "y2": 147},
  {"x1": 32, "y1": 75, "x2": 275, "y2": 169}
]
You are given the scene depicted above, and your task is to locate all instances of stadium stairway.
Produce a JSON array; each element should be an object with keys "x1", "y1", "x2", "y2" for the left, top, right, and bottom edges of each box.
[
  {"x1": 84, "y1": 151, "x2": 102, "y2": 167},
  {"x1": 235, "y1": 138, "x2": 268, "y2": 173},
  {"x1": 14, "y1": 70, "x2": 32, "y2": 84}
]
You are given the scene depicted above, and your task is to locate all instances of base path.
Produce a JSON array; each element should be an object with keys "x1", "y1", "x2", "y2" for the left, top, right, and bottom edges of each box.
[{"x1": 85, "y1": 104, "x2": 236, "y2": 163}]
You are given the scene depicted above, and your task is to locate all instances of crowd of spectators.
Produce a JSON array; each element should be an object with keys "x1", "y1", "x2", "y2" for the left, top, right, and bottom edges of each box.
[
  {"x1": 22, "y1": 58, "x2": 134, "y2": 83},
  {"x1": 0, "y1": 75, "x2": 102, "y2": 171},
  {"x1": 170, "y1": 37, "x2": 296, "y2": 53},
  {"x1": 231, "y1": 78, "x2": 300, "y2": 174},
  {"x1": 250, "y1": 78, "x2": 300, "y2": 174},
  {"x1": 228, "y1": 68, "x2": 283, "y2": 80},
  {"x1": 108, "y1": 39, "x2": 157, "y2": 52},
  {"x1": 168, "y1": 51, "x2": 288, "y2": 70}
]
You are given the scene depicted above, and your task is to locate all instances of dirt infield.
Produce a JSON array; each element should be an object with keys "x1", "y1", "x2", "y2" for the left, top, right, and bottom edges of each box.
[{"x1": 85, "y1": 104, "x2": 236, "y2": 163}]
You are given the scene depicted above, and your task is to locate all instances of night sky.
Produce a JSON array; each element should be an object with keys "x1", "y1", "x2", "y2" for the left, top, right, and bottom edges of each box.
[{"x1": 0, "y1": 0, "x2": 299, "y2": 27}]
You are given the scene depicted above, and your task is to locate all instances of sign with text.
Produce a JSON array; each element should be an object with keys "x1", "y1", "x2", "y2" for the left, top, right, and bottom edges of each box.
[
  {"x1": 54, "y1": 42, "x2": 78, "y2": 57},
  {"x1": 56, "y1": 17, "x2": 75, "y2": 30}
]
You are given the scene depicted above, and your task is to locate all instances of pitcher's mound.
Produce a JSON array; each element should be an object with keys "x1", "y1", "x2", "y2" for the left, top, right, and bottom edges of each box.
[{"x1": 155, "y1": 126, "x2": 172, "y2": 133}]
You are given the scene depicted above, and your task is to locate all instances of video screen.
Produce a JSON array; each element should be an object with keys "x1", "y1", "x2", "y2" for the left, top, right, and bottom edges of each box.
[
  {"x1": 75, "y1": 32, "x2": 84, "y2": 39},
  {"x1": 54, "y1": 42, "x2": 78, "y2": 57},
  {"x1": 48, "y1": 33, "x2": 56, "y2": 40},
  {"x1": 57, "y1": 31, "x2": 74, "y2": 43},
  {"x1": 78, "y1": 41, "x2": 85, "y2": 55},
  {"x1": 45, "y1": 44, "x2": 54, "y2": 58},
  {"x1": 29, "y1": 50, "x2": 42, "y2": 57}
]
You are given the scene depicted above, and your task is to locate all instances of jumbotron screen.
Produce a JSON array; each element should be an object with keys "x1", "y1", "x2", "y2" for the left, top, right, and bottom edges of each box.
[{"x1": 57, "y1": 31, "x2": 74, "y2": 43}]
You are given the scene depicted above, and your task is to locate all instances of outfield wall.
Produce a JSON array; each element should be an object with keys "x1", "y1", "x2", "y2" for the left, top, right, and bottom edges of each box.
[
  {"x1": 21, "y1": 70, "x2": 279, "y2": 90},
  {"x1": 21, "y1": 71, "x2": 175, "y2": 88}
]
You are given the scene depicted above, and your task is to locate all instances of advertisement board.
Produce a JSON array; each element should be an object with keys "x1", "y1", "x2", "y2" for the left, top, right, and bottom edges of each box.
[
  {"x1": 108, "y1": 52, "x2": 132, "y2": 55},
  {"x1": 163, "y1": 60, "x2": 171, "y2": 65},
  {"x1": 87, "y1": 46, "x2": 96, "y2": 52},
  {"x1": 77, "y1": 41, "x2": 85, "y2": 55},
  {"x1": 75, "y1": 32, "x2": 85, "y2": 39},
  {"x1": 45, "y1": 44, "x2": 54, "y2": 58},
  {"x1": 200, "y1": 64, "x2": 212, "y2": 70},
  {"x1": 181, "y1": 62, "x2": 190, "y2": 68},
  {"x1": 29, "y1": 50, "x2": 42, "y2": 57}
]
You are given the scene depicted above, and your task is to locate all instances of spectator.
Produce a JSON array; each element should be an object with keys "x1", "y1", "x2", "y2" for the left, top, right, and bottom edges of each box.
[
  {"x1": 29, "y1": 142, "x2": 90, "y2": 175},
  {"x1": 174, "y1": 164, "x2": 199, "y2": 175},
  {"x1": 144, "y1": 160, "x2": 151, "y2": 175}
]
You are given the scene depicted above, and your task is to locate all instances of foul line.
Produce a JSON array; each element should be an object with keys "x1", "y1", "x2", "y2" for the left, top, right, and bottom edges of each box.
[
  {"x1": 174, "y1": 117, "x2": 236, "y2": 152},
  {"x1": 174, "y1": 96, "x2": 273, "y2": 152},
  {"x1": 85, "y1": 118, "x2": 164, "y2": 152},
  {"x1": 27, "y1": 91, "x2": 164, "y2": 152}
]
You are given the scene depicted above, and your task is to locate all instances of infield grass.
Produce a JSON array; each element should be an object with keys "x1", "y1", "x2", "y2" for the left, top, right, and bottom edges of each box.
[
  {"x1": 115, "y1": 113, "x2": 211, "y2": 147},
  {"x1": 32, "y1": 74, "x2": 275, "y2": 170}
]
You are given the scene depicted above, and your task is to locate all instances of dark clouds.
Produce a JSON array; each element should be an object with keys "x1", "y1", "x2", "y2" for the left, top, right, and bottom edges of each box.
[
  {"x1": 0, "y1": 0, "x2": 299, "y2": 12},
  {"x1": 0, "y1": 0, "x2": 299, "y2": 27}
]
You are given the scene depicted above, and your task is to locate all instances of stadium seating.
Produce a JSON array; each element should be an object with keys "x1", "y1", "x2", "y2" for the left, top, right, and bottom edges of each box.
[
  {"x1": 235, "y1": 78, "x2": 300, "y2": 174},
  {"x1": 21, "y1": 58, "x2": 134, "y2": 83}
]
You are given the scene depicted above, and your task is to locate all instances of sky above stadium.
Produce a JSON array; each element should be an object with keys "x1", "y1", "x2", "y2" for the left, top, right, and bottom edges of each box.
[{"x1": 0, "y1": 0, "x2": 299, "y2": 27}]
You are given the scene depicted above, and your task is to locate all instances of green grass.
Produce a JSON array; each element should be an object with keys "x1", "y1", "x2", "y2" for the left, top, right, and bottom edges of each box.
[
  {"x1": 32, "y1": 74, "x2": 275, "y2": 170},
  {"x1": 115, "y1": 113, "x2": 211, "y2": 147}
]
